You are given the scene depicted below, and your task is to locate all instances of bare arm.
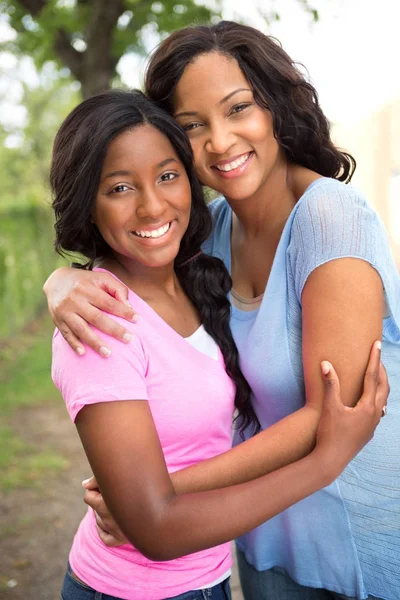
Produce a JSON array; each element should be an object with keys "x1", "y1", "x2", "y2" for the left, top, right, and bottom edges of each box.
[
  {"x1": 77, "y1": 349, "x2": 386, "y2": 561},
  {"x1": 177, "y1": 265, "x2": 382, "y2": 494},
  {"x1": 83, "y1": 257, "x2": 387, "y2": 546},
  {"x1": 301, "y1": 258, "x2": 384, "y2": 410},
  {"x1": 43, "y1": 267, "x2": 137, "y2": 356},
  {"x1": 83, "y1": 403, "x2": 320, "y2": 547},
  {"x1": 133, "y1": 261, "x2": 381, "y2": 497},
  {"x1": 171, "y1": 405, "x2": 318, "y2": 494}
]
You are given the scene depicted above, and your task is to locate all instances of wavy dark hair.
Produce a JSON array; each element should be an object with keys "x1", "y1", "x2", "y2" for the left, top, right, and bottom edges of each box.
[
  {"x1": 145, "y1": 20, "x2": 355, "y2": 182},
  {"x1": 51, "y1": 89, "x2": 259, "y2": 437}
]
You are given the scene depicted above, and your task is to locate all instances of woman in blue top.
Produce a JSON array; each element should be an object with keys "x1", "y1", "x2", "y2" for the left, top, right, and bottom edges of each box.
[{"x1": 44, "y1": 21, "x2": 399, "y2": 600}]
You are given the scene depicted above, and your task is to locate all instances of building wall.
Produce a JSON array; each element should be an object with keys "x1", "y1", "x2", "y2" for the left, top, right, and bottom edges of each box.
[{"x1": 333, "y1": 99, "x2": 400, "y2": 267}]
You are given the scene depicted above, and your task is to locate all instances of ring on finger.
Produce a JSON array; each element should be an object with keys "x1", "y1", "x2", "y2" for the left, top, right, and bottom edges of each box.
[{"x1": 381, "y1": 405, "x2": 387, "y2": 417}]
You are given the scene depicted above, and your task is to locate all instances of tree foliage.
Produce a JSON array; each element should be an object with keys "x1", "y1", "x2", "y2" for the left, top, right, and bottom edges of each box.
[
  {"x1": 0, "y1": 0, "x2": 319, "y2": 98},
  {"x1": 0, "y1": 0, "x2": 220, "y2": 97},
  {"x1": 0, "y1": 75, "x2": 79, "y2": 206},
  {"x1": 0, "y1": 77, "x2": 76, "y2": 338}
]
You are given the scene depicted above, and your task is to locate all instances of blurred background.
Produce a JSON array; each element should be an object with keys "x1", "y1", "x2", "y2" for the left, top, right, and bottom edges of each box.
[{"x1": 0, "y1": 0, "x2": 399, "y2": 598}]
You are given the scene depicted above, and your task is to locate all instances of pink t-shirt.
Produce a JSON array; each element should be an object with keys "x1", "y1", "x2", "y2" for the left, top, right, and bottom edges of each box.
[{"x1": 52, "y1": 270, "x2": 235, "y2": 600}]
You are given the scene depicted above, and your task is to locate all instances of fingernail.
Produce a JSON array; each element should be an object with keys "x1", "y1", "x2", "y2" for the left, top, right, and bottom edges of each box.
[
  {"x1": 82, "y1": 478, "x2": 91, "y2": 487},
  {"x1": 376, "y1": 341, "x2": 382, "y2": 351},
  {"x1": 131, "y1": 314, "x2": 139, "y2": 323},
  {"x1": 321, "y1": 361, "x2": 331, "y2": 375},
  {"x1": 76, "y1": 347, "x2": 85, "y2": 356},
  {"x1": 99, "y1": 346, "x2": 111, "y2": 357},
  {"x1": 125, "y1": 300, "x2": 132, "y2": 307},
  {"x1": 122, "y1": 333, "x2": 132, "y2": 342}
]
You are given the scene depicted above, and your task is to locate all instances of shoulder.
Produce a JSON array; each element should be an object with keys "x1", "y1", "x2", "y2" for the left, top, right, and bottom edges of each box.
[
  {"x1": 288, "y1": 178, "x2": 383, "y2": 254},
  {"x1": 52, "y1": 314, "x2": 147, "y2": 385},
  {"x1": 207, "y1": 195, "x2": 230, "y2": 223},
  {"x1": 293, "y1": 178, "x2": 372, "y2": 225},
  {"x1": 52, "y1": 317, "x2": 149, "y2": 421},
  {"x1": 286, "y1": 178, "x2": 397, "y2": 300},
  {"x1": 202, "y1": 195, "x2": 231, "y2": 257}
]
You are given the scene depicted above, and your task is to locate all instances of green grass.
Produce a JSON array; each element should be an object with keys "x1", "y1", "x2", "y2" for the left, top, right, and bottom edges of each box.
[
  {"x1": 0, "y1": 314, "x2": 68, "y2": 491},
  {"x1": 0, "y1": 206, "x2": 64, "y2": 339},
  {"x1": 0, "y1": 448, "x2": 68, "y2": 491},
  {"x1": 0, "y1": 313, "x2": 57, "y2": 413}
]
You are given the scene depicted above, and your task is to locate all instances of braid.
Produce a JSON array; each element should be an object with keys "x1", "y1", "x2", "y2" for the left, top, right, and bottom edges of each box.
[{"x1": 176, "y1": 253, "x2": 260, "y2": 438}]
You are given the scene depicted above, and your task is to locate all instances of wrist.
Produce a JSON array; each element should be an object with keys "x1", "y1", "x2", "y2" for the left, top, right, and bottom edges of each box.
[
  {"x1": 300, "y1": 405, "x2": 320, "y2": 449},
  {"x1": 304, "y1": 399, "x2": 322, "y2": 416},
  {"x1": 308, "y1": 448, "x2": 340, "y2": 487}
]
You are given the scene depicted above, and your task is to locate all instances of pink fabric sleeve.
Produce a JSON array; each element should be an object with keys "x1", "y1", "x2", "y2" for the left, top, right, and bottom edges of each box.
[{"x1": 52, "y1": 324, "x2": 148, "y2": 422}]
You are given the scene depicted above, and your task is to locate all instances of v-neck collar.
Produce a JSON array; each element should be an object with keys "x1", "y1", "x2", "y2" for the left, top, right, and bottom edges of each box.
[
  {"x1": 94, "y1": 267, "x2": 224, "y2": 368},
  {"x1": 224, "y1": 178, "x2": 329, "y2": 321}
]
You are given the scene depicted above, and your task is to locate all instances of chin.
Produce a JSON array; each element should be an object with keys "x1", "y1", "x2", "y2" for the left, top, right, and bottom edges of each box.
[
  {"x1": 223, "y1": 185, "x2": 259, "y2": 203},
  {"x1": 212, "y1": 176, "x2": 260, "y2": 200},
  {"x1": 140, "y1": 250, "x2": 180, "y2": 269}
]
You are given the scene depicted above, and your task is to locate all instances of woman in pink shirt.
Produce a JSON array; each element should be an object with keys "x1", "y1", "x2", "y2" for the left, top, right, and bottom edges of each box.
[{"x1": 51, "y1": 89, "x2": 386, "y2": 600}]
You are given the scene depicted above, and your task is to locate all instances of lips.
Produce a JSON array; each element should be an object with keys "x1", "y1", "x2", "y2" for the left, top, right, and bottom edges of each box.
[
  {"x1": 210, "y1": 151, "x2": 254, "y2": 179},
  {"x1": 213, "y1": 152, "x2": 252, "y2": 172},
  {"x1": 131, "y1": 222, "x2": 171, "y2": 239}
]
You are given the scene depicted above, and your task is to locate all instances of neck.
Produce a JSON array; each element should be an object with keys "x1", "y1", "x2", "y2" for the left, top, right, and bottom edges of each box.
[
  {"x1": 227, "y1": 163, "x2": 321, "y2": 241},
  {"x1": 100, "y1": 254, "x2": 181, "y2": 300},
  {"x1": 228, "y1": 163, "x2": 296, "y2": 240}
]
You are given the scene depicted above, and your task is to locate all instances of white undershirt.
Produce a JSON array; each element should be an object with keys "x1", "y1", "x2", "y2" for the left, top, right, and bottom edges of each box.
[
  {"x1": 185, "y1": 324, "x2": 219, "y2": 360},
  {"x1": 184, "y1": 325, "x2": 231, "y2": 589}
]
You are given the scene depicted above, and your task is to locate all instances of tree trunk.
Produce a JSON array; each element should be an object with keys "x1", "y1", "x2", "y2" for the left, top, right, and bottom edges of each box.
[
  {"x1": 79, "y1": 0, "x2": 123, "y2": 98},
  {"x1": 18, "y1": 0, "x2": 125, "y2": 99},
  {"x1": 80, "y1": 61, "x2": 116, "y2": 98}
]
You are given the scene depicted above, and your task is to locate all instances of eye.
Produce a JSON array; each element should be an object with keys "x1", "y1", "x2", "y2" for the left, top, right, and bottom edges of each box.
[
  {"x1": 159, "y1": 172, "x2": 178, "y2": 182},
  {"x1": 231, "y1": 103, "x2": 251, "y2": 115},
  {"x1": 182, "y1": 122, "x2": 202, "y2": 132},
  {"x1": 110, "y1": 184, "x2": 130, "y2": 194}
]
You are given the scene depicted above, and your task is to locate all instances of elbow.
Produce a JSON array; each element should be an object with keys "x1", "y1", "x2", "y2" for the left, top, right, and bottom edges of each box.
[
  {"x1": 121, "y1": 496, "x2": 191, "y2": 561},
  {"x1": 141, "y1": 547, "x2": 177, "y2": 562},
  {"x1": 132, "y1": 536, "x2": 183, "y2": 562},
  {"x1": 123, "y1": 514, "x2": 187, "y2": 561}
]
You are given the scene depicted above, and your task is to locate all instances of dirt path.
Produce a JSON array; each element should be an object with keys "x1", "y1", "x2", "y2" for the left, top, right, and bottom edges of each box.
[
  {"x1": 0, "y1": 402, "x2": 89, "y2": 599},
  {"x1": 0, "y1": 401, "x2": 243, "y2": 599}
]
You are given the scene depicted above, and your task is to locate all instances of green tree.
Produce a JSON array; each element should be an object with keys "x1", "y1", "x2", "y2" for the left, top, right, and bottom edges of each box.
[
  {"x1": 0, "y1": 75, "x2": 79, "y2": 206},
  {"x1": 0, "y1": 76, "x2": 77, "y2": 337},
  {"x1": 0, "y1": 0, "x2": 219, "y2": 98},
  {"x1": 0, "y1": 0, "x2": 318, "y2": 99}
]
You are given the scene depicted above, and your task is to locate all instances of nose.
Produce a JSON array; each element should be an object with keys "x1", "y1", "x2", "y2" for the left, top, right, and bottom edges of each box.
[
  {"x1": 136, "y1": 187, "x2": 167, "y2": 221},
  {"x1": 205, "y1": 121, "x2": 236, "y2": 155}
]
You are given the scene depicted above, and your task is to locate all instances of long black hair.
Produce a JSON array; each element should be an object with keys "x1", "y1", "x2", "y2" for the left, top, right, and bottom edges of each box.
[
  {"x1": 51, "y1": 89, "x2": 259, "y2": 436},
  {"x1": 145, "y1": 20, "x2": 355, "y2": 182}
]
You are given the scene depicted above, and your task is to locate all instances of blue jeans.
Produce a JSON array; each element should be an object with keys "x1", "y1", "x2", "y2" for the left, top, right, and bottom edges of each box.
[
  {"x1": 237, "y1": 550, "x2": 382, "y2": 600},
  {"x1": 61, "y1": 563, "x2": 231, "y2": 600}
]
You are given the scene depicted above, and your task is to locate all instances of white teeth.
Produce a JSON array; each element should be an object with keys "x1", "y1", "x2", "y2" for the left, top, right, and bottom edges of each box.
[
  {"x1": 133, "y1": 222, "x2": 170, "y2": 239},
  {"x1": 215, "y1": 153, "x2": 250, "y2": 172}
]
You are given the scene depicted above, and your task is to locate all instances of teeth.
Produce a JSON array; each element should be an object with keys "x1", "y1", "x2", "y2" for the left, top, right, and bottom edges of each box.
[
  {"x1": 134, "y1": 222, "x2": 170, "y2": 239},
  {"x1": 215, "y1": 153, "x2": 250, "y2": 172}
]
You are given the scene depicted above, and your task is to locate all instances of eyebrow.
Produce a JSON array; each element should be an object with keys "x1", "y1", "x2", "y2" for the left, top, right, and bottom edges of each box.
[
  {"x1": 156, "y1": 157, "x2": 179, "y2": 169},
  {"x1": 103, "y1": 170, "x2": 132, "y2": 181},
  {"x1": 175, "y1": 88, "x2": 252, "y2": 118},
  {"x1": 102, "y1": 158, "x2": 179, "y2": 181}
]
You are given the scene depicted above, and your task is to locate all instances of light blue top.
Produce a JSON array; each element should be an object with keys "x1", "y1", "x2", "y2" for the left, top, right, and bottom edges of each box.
[{"x1": 203, "y1": 178, "x2": 400, "y2": 600}]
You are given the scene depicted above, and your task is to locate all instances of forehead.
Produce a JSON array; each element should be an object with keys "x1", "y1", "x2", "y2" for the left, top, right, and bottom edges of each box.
[
  {"x1": 103, "y1": 124, "x2": 178, "y2": 167},
  {"x1": 174, "y1": 52, "x2": 250, "y2": 111}
]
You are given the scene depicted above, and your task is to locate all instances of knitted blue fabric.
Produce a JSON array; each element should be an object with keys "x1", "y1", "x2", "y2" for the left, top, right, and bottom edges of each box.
[{"x1": 202, "y1": 178, "x2": 400, "y2": 600}]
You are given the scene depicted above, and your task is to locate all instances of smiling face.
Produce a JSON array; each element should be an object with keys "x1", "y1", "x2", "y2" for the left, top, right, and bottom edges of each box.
[
  {"x1": 174, "y1": 52, "x2": 286, "y2": 203},
  {"x1": 93, "y1": 124, "x2": 192, "y2": 270}
]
